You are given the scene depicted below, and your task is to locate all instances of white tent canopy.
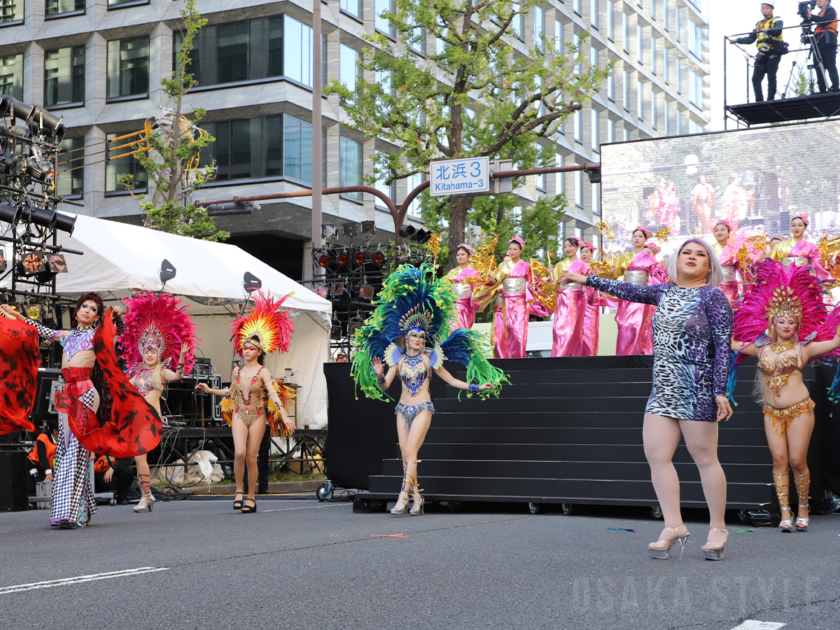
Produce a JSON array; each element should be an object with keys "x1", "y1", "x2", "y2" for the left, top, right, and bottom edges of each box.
[{"x1": 3, "y1": 214, "x2": 331, "y2": 427}]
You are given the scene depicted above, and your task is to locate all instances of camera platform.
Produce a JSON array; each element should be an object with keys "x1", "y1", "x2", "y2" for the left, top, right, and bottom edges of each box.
[{"x1": 726, "y1": 91, "x2": 840, "y2": 126}]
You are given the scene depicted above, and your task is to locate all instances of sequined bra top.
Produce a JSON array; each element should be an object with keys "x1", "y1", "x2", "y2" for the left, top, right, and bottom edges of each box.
[
  {"x1": 758, "y1": 354, "x2": 799, "y2": 392},
  {"x1": 399, "y1": 353, "x2": 429, "y2": 397},
  {"x1": 228, "y1": 367, "x2": 268, "y2": 424},
  {"x1": 61, "y1": 326, "x2": 97, "y2": 359},
  {"x1": 129, "y1": 366, "x2": 163, "y2": 396}
]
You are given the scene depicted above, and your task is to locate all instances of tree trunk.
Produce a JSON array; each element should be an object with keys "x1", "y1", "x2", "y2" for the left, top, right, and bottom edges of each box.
[{"x1": 447, "y1": 197, "x2": 473, "y2": 270}]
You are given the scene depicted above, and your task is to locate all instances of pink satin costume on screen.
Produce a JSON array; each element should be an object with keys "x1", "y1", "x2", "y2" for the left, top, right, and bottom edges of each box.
[
  {"x1": 582, "y1": 283, "x2": 604, "y2": 356},
  {"x1": 446, "y1": 266, "x2": 481, "y2": 330},
  {"x1": 550, "y1": 258, "x2": 590, "y2": 357},
  {"x1": 478, "y1": 259, "x2": 550, "y2": 359},
  {"x1": 614, "y1": 251, "x2": 666, "y2": 355},
  {"x1": 770, "y1": 238, "x2": 832, "y2": 283},
  {"x1": 713, "y1": 241, "x2": 741, "y2": 308}
]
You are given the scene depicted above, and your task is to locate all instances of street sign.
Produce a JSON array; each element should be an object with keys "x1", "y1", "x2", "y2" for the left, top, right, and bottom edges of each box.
[{"x1": 429, "y1": 157, "x2": 489, "y2": 197}]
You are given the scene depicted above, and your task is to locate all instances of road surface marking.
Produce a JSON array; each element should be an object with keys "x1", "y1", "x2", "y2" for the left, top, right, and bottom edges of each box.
[
  {"x1": 729, "y1": 622, "x2": 786, "y2": 630},
  {"x1": 260, "y1": 503, "x2": 348, "y2": 513},
  {"x1": 0, "y1": 567, "x2": 168, "y2": 595}
]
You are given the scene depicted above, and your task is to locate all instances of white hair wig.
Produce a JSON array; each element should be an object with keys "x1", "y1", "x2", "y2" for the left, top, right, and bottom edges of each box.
[{"x1": 667, "y1": 238, "x2": 723, "y2": 287}]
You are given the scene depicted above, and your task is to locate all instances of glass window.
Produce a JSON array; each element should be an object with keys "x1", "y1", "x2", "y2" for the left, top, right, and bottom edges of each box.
[
  {"x1": 44, "y1": 46, "x2": 85, "y2": 107},
  {"x1": 376, "y1": 0, "x2": 396, "y2": 38},
  {"x1": 283, "y1": 115, "x2": 313, "y2": 183},
  {"x1": 622, "y1": 12, "x2": 629, "y2": 53},
  {"x1": 109, "y1": 0, "x2": 144, "y2": 6},
  {"x1": 591, "y1": 109, "x2": 599, "y2": 152},
  {"x1": 409, "y1": 23, "x2": 426, "y2": 55},
  {"x1": 57, "y1": 137, "x2": 84, "y2": 198},
  {"x1": 591, "y1": 0, "x2": 599, "y2": 29},
  {"x1": 535, "y1": 144, "x2": 546, "y2": 191},
  {"x1": 0, "y1": 54, "x2": 23, "y2": 101},
  {"x1": 689, "y1": 21, "x2": 703, "y2": 59},
  {"x1": 607, "y1": 1, "x2": 615, "y2": 40},
  {"x1": 0, "y1": 0, "x2": 23, "y2": 23},
  {"x1": 105, "y1": 132, "x2": 147, "y2": 193},
  {"x1": 340, "y1": 137, "x2": 363, "y2": 201},
  {"x1": 407, "y1": 168, "x2": 425, "y2": 218},
  {"x1": 534, "y1": 6, "x2": 545, "y2": 53},
  {"x1": 623, "y1": 127, "x2": 630, "y2": 141},
  {"x1": 676, "y1": 57, "x2": 682, "y2": 94},
  {"x1": 664, "y1": 100, "x2": 670, "y2": 135},
  {"x1": 622, "y1": 69, "x2": 629, "y2": 112},
  {"x1": 689, "y1": 70, "x2": 703, "y2": 108},
  {"x1": 175, "y1": 15, "x2": 307, "y2": 89},
  {"x1": 574, "y1": 110, "x2": 582, "y2": 144},
  {"x1": 636, "y1": 24, "x2": 643, "y2": 63},
  {"x1": 573, "y1": 0, "x2": 582, "y2": 15},
  {"x1": 575, "y1": 169, "x2": 583, "y2": 207},
  {"x1": 555, "y1": 20, "x2": 563, "y2": 53},
  {"x1": 555, "y1": 153, "x2": 565, "y2": 195},
  {"x1": 651, "y1": 0, "x2": 656, "y2": 19},
  {"x1": 512, "y1": 11, "x2": 523, "y2": 40},
  {"x1": 651, "y1": 91, "x2": 657, "y2": 129},
  {"x1": 591, "y1": 183, "x2": 600, "y2": 215},
  {"x1": 46, "y1": 0, "x2": 84, "y2": 17},
  {"x1": 663, "y1": 48, "x2": 669, "y2": 84},
  {"x1": 689, "y1": 119, "x2": 703, "y2": 135},
  {"x1": 608, "y1": 66, "x2": 615, "y2": 101},
  {"x1": 637, "y1": 81, "x2": 644, "y2": 120},
  {"x1": 374, "y1": 153, "x2": 395, "y2": 208},
  {"x1": 573, "y1": 32, "x2": 581, "y2": 74},
  {"x1": 650, "y1": 37, "x2": 656, "y2": 74},
  {"x1": 675, "y1": 7, "x2": 681, "y2": 42},
  {"x1": 607, "y1": 118, "x2": 616, "y2": 143},
  {"x1": 664, "y1": 0, "x2": 669, "y2": 30},
  {"x1": 340, "y1": 44, "x2": 360, "y2": 93},
  {"x1": 676, "y1": 109, "x2": 682, "y2": 135},
  {"x1": 340, "y1": 0, "x2": 361, "y2": 19},
  {"x1": 107, "y1": 37, "x2": 149, "y2": 99}
]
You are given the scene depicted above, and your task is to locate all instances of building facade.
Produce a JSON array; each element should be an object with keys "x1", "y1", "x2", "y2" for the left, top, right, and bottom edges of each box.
[{"x1": 0, "y1": 0, "x2": 709, "y2": 276}]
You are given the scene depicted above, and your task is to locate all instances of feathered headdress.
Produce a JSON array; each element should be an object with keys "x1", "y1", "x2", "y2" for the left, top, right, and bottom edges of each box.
[
  {"x1": 351, "y1": 262, "x2": 507, "y2": 402},
  {"x1": 580, "y1": 240, "x2": 596, "y2": 251},
  {"x1": 457, "y1": 243, "x2": 476, "y2": 256},
  {"x1": 714, "y1": 219, "x2": 732, "y2": 231},
  {"x1": 231, "y1": 291, "x2": 294, "y2": 355},
  {"x1": 509, "y1": 236, "x2": 525, "y2": 249},
  {"x1": 121, "y1": 292, "x2": 198, "y2": 373},
  {"x1": 644, "y1": 241, "x2": 661, "y2": 255},
  {"x1": 634, "y1": 226, "x2": 652, "y2": 238}
]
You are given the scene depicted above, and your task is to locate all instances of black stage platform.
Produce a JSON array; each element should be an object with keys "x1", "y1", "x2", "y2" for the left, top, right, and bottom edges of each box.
[
  {"x1": 325, "y1": 357, "x2": 839, "y2": 515},
  {"x1": 726, "y1": 92, "x2": 840, "y2": 126}
]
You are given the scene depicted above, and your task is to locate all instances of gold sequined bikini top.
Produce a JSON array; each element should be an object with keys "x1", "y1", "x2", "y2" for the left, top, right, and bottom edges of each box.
[{"x1": 758, "y1": 354, "x2": 799, "y2": 392}]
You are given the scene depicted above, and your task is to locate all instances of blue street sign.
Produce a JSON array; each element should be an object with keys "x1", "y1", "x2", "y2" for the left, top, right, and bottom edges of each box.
[{"x1": 429, "y1": 157, "x2": 490, "y2": 197}]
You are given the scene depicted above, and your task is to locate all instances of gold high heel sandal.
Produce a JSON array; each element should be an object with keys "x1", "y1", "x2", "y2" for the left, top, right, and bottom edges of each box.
[
  {"x1": 795, "y1": 471, "x2": 810, "y2": 532},
  {"x1": 701, "y1": 527, "x2": 728, "y2": 561},
  {"x1": 648, "y1": 525, "x2": 690, "y2": 560},
  {"x1": 774, "y1": 470, "x2": 793, "y2": 533}
]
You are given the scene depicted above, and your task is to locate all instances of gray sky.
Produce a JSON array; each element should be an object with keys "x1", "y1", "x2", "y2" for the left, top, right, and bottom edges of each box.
[{"x1": 709, "y1": 1, "x2": 810, "y2": 130}]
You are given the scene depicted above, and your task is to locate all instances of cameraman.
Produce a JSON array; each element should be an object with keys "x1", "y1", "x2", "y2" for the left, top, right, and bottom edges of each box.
[
  {"x1": 805, "y1": 0, "x2": 839, "y2": 92},
  {"x1": 729, "y1": 3, "x2": 786, "y2": 102}
]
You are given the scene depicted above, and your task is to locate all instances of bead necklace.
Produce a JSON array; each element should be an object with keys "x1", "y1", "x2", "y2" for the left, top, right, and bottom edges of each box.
[
  {"x1": 400, "y1": 352, "x2": 428, "y2": 397},
  {"x1": 771, "y1": 339, "x2": 795, "y2": 353},
  {"x1": 236, "y1": 366, "x2": 260, "y2": 412}
]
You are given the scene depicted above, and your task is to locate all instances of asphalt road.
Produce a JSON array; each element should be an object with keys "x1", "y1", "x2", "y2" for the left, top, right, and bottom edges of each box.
[{"x1": 1, "y1": 498, "x2": 838, "y2": 630}]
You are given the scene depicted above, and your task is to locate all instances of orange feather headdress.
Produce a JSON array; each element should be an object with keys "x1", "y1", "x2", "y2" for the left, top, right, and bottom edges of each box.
[{"x1": 231, "y1": 291, "x2": 294, "y2": 355}]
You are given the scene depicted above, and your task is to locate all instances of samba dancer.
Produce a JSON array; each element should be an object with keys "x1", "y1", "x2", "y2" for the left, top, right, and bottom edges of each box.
[
  {"x1": 120, "y1": 292, "x2": 198, "y2": 513},
  {"x1": 712, "y1": 219, "x2": 742, "y2": 308},
  {"x1": 769, "y1": 215, "x2": 831, "y2": 282},
  {"x1": 446, "y1": 244, "x2": 481, "y2": 330},
  {"x1": 731, "y1": 260, "x2": 840, "y2": 533},
  {"x1": 579, "y1": 241, "x2": 602, "y2": 356},
  {"x1": 353, "y1": 263, "x2": 505, "y2": 516},
  {"x1": 1, "y1": 294, "x2": 160, "y2": 528},
  {"x1": 476, "y1": 236, "x2": 550, "y2": 358},
  {"x1": 196, "y1": 293, "x2": 295, "y2": 514},
  {"x1": 563, "y1": 239, "x2": 734, "y2": 561},
  {"x1": 609, "y1": 227, "x2": 667, "y2": 355},
  {"x1": 546, "y1": 237, "x2": 589, "y2": 357}
]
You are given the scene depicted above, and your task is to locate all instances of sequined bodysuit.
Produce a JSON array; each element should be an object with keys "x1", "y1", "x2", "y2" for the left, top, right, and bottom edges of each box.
[
  {"x1": 129, "y1": 367, "x2": 163, "y2": 397},
  {"x1": 228, "y1": 367, "x2": 268, "y2": 428},
  {"x1": 395, "y1": 353, "x2": 435, "y2": 428}
]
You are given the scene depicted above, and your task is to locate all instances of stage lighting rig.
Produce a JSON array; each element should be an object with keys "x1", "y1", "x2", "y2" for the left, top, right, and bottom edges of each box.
[
  {"x1": 321, "y1": 223, "x2": 338, "y2": 240},
  {"x1": 361, "y1": 220, "x2": 375, "y2": 236},
  {"x1": 343, "y1": 221, "x2": 359, "y2": 237}
]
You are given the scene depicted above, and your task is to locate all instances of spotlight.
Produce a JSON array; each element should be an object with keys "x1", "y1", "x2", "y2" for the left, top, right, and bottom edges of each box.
[
  {"x1": 0, "y1": 202, "x2": 21, "y2": 225},
  {"x1": 337, "y1": 251, "x2": 349, "y2": 266},
  {"x1": 348, "y1": 314, "x2": 365, "y2": 335},
  {"x1": 321, "y1": 223, "x2": 338, "y2": 240},
  {"x1": 354, "y1": 251, "x2": 367, "y2": 265},
  {"x1": 330, "y1": 282, "x2": 346, "y2": 297},
  {"x1": 243, "y1": 271, "x2": 262, "y2": 294},
  {"x1": 159, "y1": 259, "x2": 176, "y2": 284},
  {"x1": 0, "y1": 153, "x2": 18, "y2": 176},
  {"x1": 26, "y1": 104, "x2": 64, "y2": 141},
  {"x1": 343, "y1": 222, "x2": 359, "y2": 237},
  {"x1": 359, "y1": 285, "x2": 375, "y2": 300},
  {"x1": 372, "y1": 250, "x2": 386, "y2": 266},
  {"x1": 23, "y1": 205, "x2": 57, "y2": 230},
  {"x1": 25, "y1": 159, "x2": 54, "y2": 185},
  {"x1": 318, "y1": 254, "x2": 330, "y2": 267},
  {"x1": 586, "y1": 167, "x2": 601, "y2": 184},
  {"x1": 53, "y1": 211, "x2": 76, "y2": 235},
  {"x1": 413, "y1": 229, "x2": 432, "y2": 243},
  {"x1": 330, "y1": 321, "x2": 342, "y2": 339},
  {"x1": 314, "y1": 286, "x2": 329, "y2": 298},
  {"x1": 0, "y1": 247, "x2": 6, "y2": 273},
  {"x1": 18, "y1": 251, "x2": 45, "y2": 276},
  {"x1": 398, "y1": 225, "x2": 415, "y2": 238},
  {"x1": 361, "y1": 220, "x2": 376, "y2": 235}
]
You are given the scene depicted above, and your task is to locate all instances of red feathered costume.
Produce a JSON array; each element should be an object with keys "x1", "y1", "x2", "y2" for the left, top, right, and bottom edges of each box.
[{"x1": 0, "y1": 315, "x2": 39, "y2": 434}]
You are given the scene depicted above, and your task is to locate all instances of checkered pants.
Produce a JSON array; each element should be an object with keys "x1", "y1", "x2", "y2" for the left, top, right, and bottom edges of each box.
[{"x1": 50, "y1": 413, "x2": 97, "y2": 528}]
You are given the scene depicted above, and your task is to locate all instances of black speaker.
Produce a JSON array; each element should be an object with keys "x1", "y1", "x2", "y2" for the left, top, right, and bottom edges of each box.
[{"x1": 0, "y1": 451, "x2": 29, "y2": 511}]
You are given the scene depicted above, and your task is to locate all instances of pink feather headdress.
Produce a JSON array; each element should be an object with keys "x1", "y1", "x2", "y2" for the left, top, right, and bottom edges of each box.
[
  {"x1": 634, "y1": 226, "x2": 652, "y2": 238},
  {"x1": 231, "y1": 291, "x2": 294, "y2": 356},
  {"x1": 121, "y1": 292, "x2": 199, "y2": 373},
  {"x1": 791, "y1": 213, "x2": 809, "y2": 226},
  {"x1": 733, "y1": 259, "x2": 827, "y2": 344},
  {"x1": 580, "y1": 240, "x2": 596, "y2": 251},
  {"x1": 457, "y1": 243, "x2": 476, "y2": 255},
  {"x1": 714, "y1": 219, "x2": 732, "y2": 231},
  {"x1": 509, "y1": 236, "x2": 525, "y2": 249},
  {"x1": 644, "y1": 241, "x2": 661, "y2": 255}
]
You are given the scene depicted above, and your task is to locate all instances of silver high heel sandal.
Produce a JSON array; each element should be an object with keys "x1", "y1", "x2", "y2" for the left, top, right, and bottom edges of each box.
[
  {"x1": 701, "y1": 527, "x2": 728, "y2": 561},
  {"x1": 133, "y1": 473, "x2": 154, "y2": 513},
  {"x1": 408, "y1": 460, "x2": 424, "y2": 516},
  {"x1": 390, "y1": 468, "x2": 411, "y2": 516},
  {"x1": 648, "y1": 525, "x2": 690, "y2": 560}
]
